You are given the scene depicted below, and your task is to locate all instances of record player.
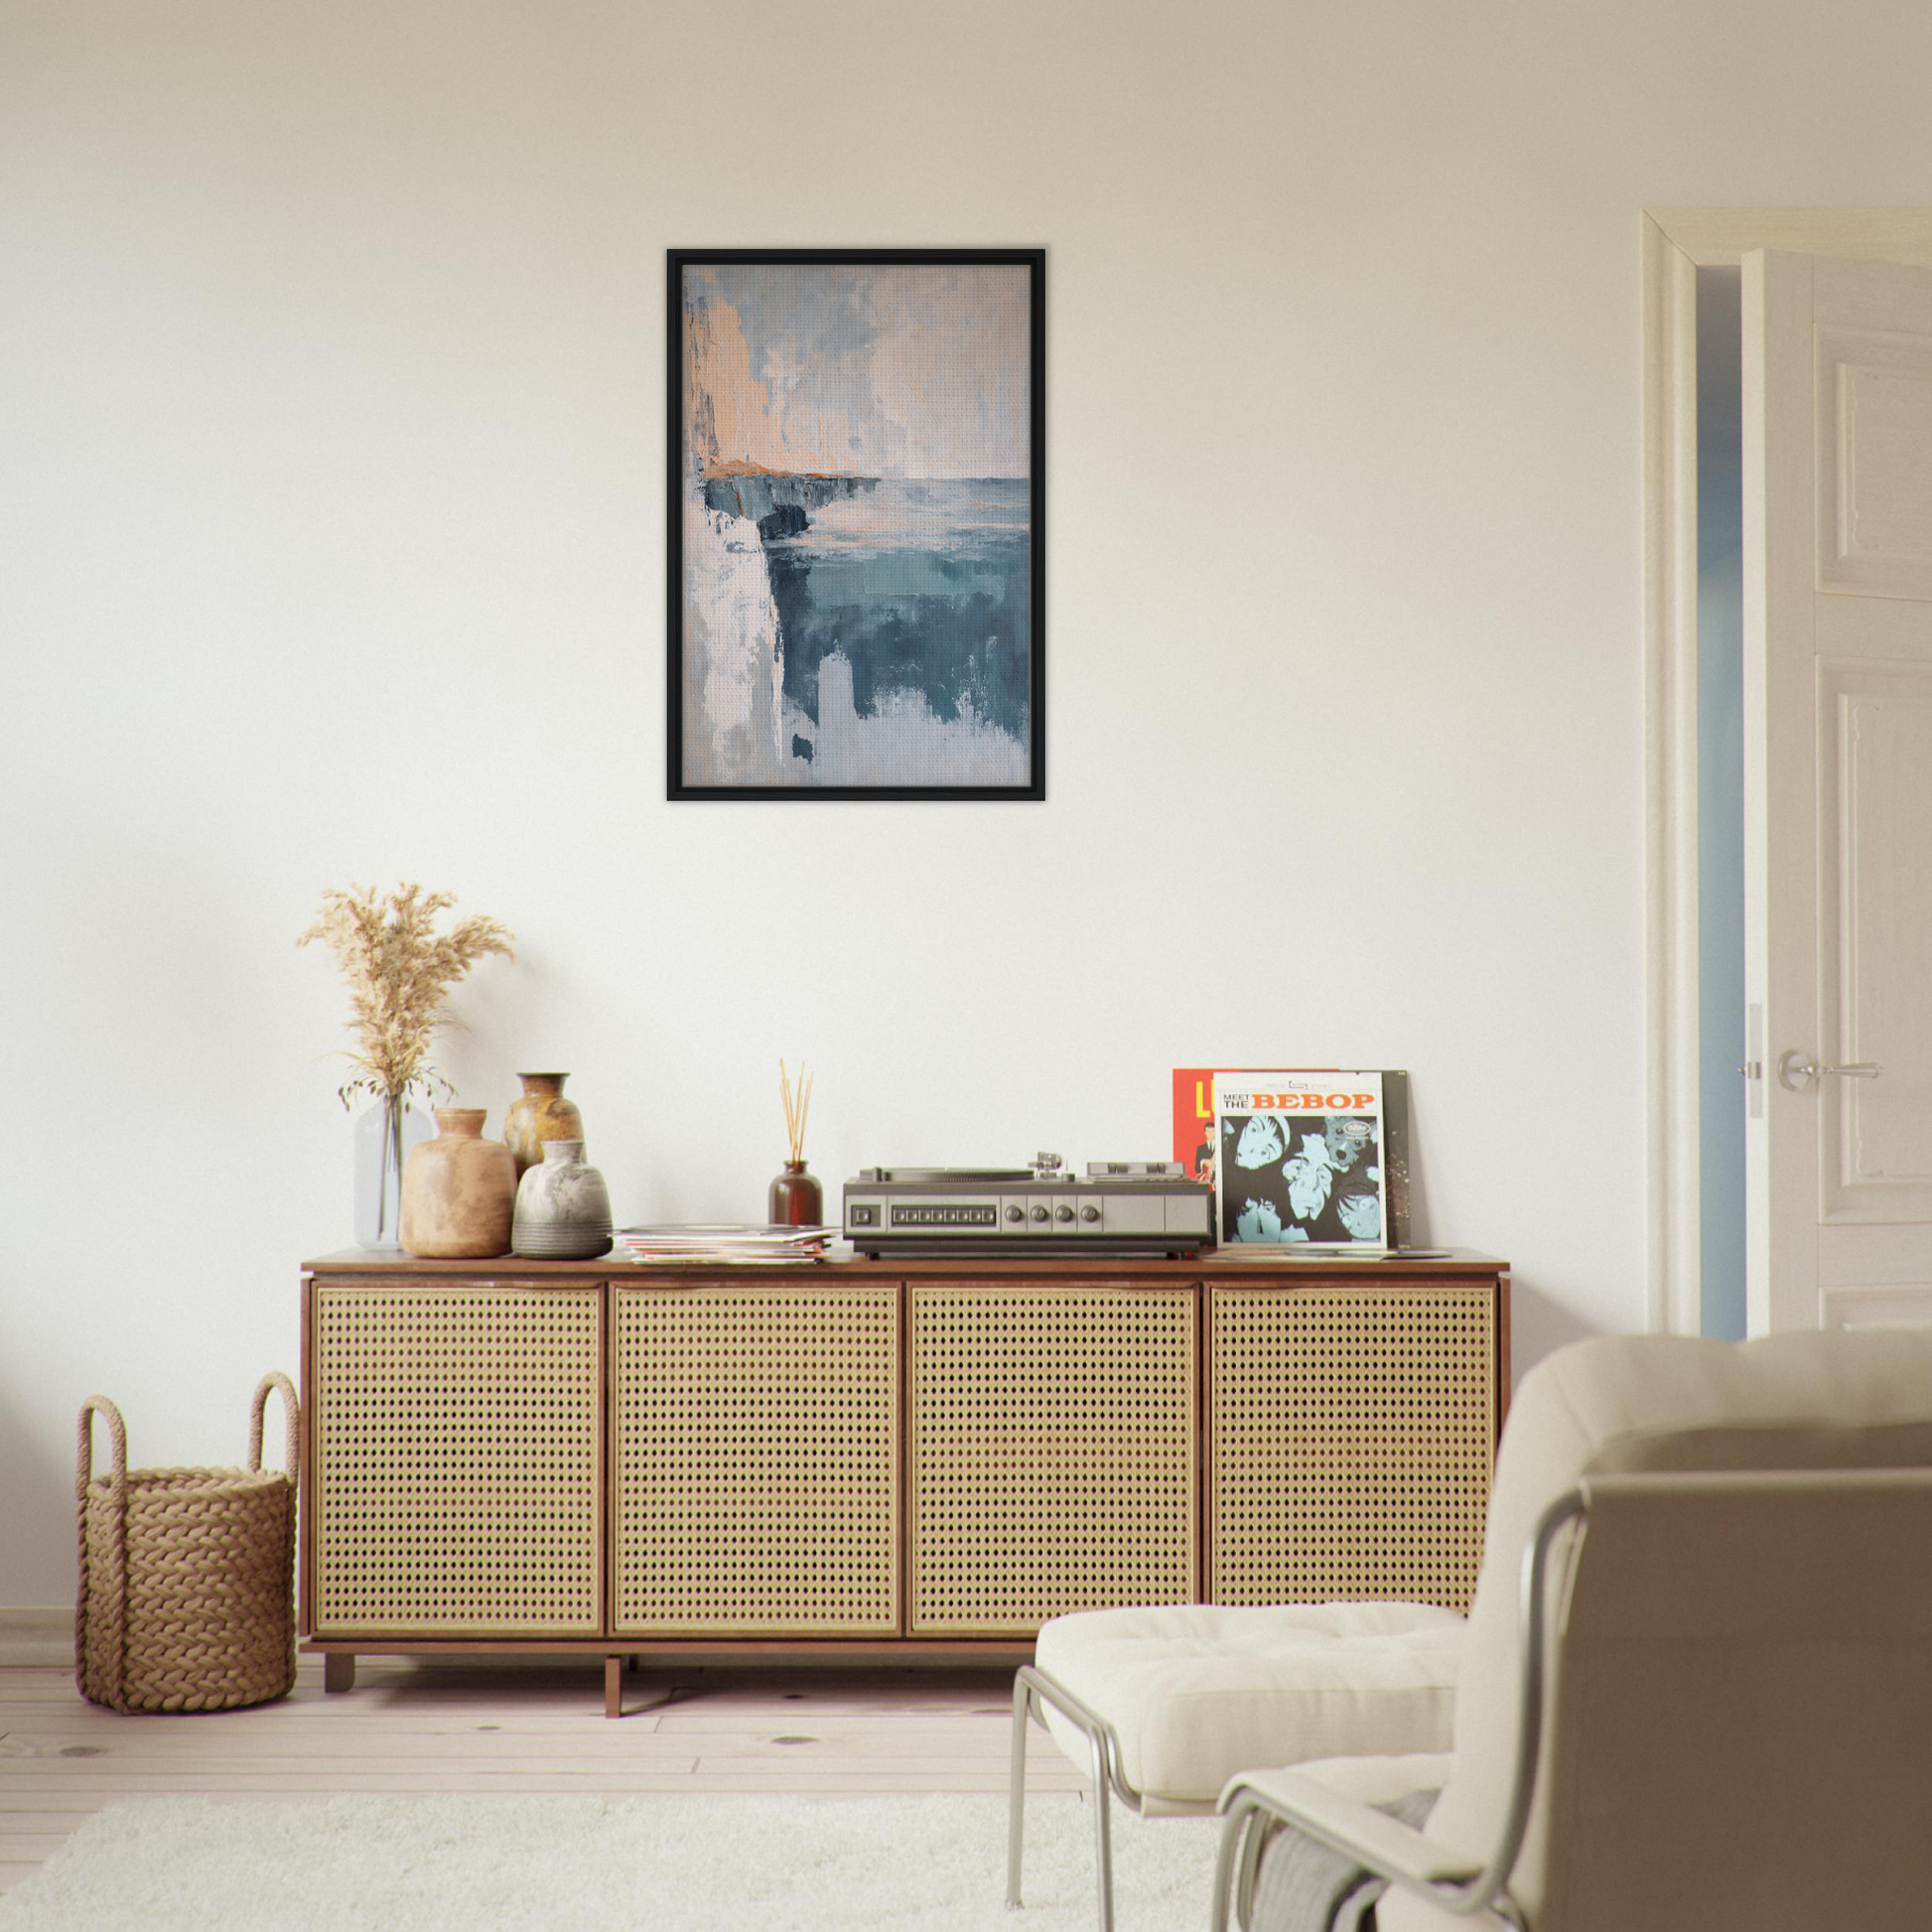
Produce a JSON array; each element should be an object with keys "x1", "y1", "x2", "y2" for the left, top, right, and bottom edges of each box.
[{"x1": 843, "y1": 1154, "x2": 1212, "y2": 1257}]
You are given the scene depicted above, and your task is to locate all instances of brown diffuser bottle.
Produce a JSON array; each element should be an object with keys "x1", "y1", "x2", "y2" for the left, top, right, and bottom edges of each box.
[{"x1": 768, "y1": 1059, "x2": 824, "y2": 1226}]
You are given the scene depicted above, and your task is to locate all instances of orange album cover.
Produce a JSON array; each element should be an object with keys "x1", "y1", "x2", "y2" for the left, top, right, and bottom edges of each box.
[{"x1": 1172, "y1": 1067, "x2": 1337, "y2": 1183}]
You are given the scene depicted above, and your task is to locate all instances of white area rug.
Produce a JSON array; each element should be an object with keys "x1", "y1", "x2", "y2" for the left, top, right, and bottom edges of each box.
[{"x1": 0, "y1": 1792, "x2": 1222, "y2": 1931}]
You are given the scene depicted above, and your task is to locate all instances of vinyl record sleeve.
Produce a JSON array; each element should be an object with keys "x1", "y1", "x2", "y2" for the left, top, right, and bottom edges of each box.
[{"x1": 1173, "y1": 1067, "x2": 1411, "y2": 1248}]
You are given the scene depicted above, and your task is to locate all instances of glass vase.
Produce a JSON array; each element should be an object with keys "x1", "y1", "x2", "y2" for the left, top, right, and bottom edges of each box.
[{"x1": 352, "y1": 1094, "x2": 432, "y2": 1250}]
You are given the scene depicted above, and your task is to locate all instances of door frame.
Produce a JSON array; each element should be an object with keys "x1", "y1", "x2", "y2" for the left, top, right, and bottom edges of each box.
[{"x1": 1641, "y1": 209, "x2": 1932, "y2": 1334}]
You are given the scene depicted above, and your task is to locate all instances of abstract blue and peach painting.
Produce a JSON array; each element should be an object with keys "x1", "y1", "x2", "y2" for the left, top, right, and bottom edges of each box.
[{"x1": 671, "y1": 254, "x2": 1040, "y2": 795}]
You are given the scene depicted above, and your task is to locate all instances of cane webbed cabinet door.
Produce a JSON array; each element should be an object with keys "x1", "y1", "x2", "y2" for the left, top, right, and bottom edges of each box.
[
  {"x1": 907, "y1": 1280, "x2": 1198, "y2": 1634},
  {"x1": 310, "y1": 1281, "x2": 604, "y2": 1636},
  {"x1": 611, "y1": 1281, "x2": 900, "y2": 1635},
  {"x1": 1208, "y1": 1281, "x2": 1495, "y2": 1612}
]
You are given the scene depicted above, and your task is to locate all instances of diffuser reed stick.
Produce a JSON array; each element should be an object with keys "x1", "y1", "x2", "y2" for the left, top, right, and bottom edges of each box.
[{"x1": 778, "y1": 1058, "x2": 813, "y2": 1164}]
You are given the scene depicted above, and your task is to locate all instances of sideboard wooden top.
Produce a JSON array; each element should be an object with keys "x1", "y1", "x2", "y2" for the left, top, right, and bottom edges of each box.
[{"x1": 305, "y1": 1247, "x2": 1507, "y2": 1281}]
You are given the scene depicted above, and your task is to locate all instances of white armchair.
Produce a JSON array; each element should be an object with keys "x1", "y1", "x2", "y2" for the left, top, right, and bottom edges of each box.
[
  {"x1": 1213, "y1": 1328, "x2": 1932, "y2": 1932},
  {"x1": 1008, "y1": 1600, "x2": 1464, "y2": 1928}
]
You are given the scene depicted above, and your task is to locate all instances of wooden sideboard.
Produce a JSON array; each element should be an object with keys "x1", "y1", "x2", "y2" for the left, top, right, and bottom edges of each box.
[{"x1": 299, "y1": 1250, "x2": 1509, "y2": 1714}]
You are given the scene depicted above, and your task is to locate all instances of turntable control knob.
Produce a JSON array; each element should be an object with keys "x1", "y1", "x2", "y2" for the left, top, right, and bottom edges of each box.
[
  {"x1": 1030, "y1": 1205, "x2": 1050, "y2": 1223},
  {"x1": 1055, "y1": 1204, "x2": 1075, "y2": 1223},
  {"x1": 1034, "y1": 1153, "x2": 1063, "y2": 1173},
  {"x1": 1080, "y1": 1205, "x2": 1101, "y2": 1223},
  {"x1": 1006, "y1": 1204, "x2": 1025, "y2": 1222}
]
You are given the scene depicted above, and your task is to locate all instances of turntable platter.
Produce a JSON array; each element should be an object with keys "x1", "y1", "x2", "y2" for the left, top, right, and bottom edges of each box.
[{"x1": 874, "y1": 1166, "x2": 1033, "y2": 1182}]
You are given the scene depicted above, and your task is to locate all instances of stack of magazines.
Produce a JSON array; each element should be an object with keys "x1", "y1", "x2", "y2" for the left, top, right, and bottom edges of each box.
[{"x1": 613, "y1": 1224, "x2": 838, "y2": 1265}]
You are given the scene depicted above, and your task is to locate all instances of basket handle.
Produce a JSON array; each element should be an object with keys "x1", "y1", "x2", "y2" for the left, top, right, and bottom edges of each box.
[
  {"x1": 76, "y1": 1395, "x2": 127, "y2": 1504},
  {"x1": 74, "y1": 1395, "x2": 131, "y2": 1707},
  {"x1": 248, "y1": 1371, "x2": 301, "y2": 1482}
]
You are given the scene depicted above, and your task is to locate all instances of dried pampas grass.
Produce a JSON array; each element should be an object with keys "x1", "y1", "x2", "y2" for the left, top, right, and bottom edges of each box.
[{"x1": 298, "y1": 883, "x2": 515, "y2": 1107}]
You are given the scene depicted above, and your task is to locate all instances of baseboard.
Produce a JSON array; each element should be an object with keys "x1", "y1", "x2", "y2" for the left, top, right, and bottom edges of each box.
[{"x1": 0, "y1": 1606, "x2": 71, "y2": 1667}]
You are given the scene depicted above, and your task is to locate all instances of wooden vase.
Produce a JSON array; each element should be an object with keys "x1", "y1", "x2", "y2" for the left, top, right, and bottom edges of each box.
[{"x1": 400, "y1": 1109, "x2": 515, "y2": 1258}]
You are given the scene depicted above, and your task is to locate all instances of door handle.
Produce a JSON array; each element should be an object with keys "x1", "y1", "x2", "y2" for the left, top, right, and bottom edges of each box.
[{"x1": 1776, "y1": 1050, "x2": 1882, "y2": 1091}]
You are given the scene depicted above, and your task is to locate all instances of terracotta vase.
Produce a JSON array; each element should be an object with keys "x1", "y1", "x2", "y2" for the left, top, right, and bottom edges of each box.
[
  {"x1": 503, "y1": 1072, "x2": 586, "y2": 1178},
  {"x1": 512, "y1": 1141, "x2": 614, "y2": 1260},
  {"x1": 400, "y1": 1109, "x2": 515, "y2": 1258},
  {"x1": 767, "y1": 1160, "x2": 824, "y2": 1227}
]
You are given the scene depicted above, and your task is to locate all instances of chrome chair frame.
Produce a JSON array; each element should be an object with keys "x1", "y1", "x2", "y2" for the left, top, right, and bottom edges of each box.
[
  {"x1": 1208, "y1": 1489, "x2": 1587, "y2": 1932},
  {"x1": 1007, "y1": 1661, "x2": 1175, "y2": 1932}
]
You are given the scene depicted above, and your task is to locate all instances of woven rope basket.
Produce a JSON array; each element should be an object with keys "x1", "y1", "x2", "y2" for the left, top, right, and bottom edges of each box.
[{"x1": 75, "y1": 1373, "x2": 300, "y2": 1714}]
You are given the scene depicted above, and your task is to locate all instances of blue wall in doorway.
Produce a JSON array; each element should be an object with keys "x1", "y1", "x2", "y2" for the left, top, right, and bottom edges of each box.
[{"x1": 1697, "y1": 266, "x2": 1747, "y2": 1341}]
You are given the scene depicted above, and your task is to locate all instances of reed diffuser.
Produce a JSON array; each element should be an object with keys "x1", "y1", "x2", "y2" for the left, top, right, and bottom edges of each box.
[{"x1": 768, "y1": 1058, "x2": 823, "y2": 1227}]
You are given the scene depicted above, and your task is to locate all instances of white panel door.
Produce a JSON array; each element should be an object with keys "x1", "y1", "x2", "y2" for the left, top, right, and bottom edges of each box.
[{"x1": 1745, "y1": 250, "x2": 1932, "y2": 1331}]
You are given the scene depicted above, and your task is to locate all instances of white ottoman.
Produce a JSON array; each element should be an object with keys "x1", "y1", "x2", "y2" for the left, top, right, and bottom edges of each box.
[{"x1": 1007, "y1": 1601, "x2": 1465, "y2": 1931}]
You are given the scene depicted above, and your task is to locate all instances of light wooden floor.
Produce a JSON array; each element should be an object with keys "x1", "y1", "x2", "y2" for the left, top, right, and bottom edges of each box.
[{"x1": 0, "y1": 1656, "x2": 1085, "y2": 1892}]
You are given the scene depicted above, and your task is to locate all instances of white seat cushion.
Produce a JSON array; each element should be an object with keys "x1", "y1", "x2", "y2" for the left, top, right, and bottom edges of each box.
[
  {"x1": 1033, "y1": 1601, "x2": 1465, "y2": 1811},
  {"x1": 1247, "y1": 1748, "x2": 1452, "y2": 1812}
]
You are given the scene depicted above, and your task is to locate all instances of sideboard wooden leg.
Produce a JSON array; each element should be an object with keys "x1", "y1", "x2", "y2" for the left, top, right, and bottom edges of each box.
[
  {"x1": 605, "y1": 1654, "x2": 621, "y2": 1719},
  {"x1": 323, "y1": 1652, "x2": 355, "y2": 1695}
]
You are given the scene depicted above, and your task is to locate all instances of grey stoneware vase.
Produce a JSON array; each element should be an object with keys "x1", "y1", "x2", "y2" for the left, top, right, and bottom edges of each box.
[{"x1": 511, "y1": 1140, "x2": 614, "y2": 1259}]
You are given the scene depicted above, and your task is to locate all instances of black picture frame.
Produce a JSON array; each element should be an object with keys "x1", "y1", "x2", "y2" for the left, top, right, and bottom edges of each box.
[{"x1": 667, "y1": 247, "x2": 1045, "y2": 801}]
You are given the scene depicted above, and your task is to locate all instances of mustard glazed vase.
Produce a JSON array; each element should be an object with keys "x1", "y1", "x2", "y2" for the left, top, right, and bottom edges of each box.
[{"x1": 503, "y1": 1072, "x2": 586, "y2": 1178}]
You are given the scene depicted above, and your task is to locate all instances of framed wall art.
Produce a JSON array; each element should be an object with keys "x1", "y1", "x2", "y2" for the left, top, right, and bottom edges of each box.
[{"x1": 668, "y1": 248, "x2": 1044, "y2": 800}]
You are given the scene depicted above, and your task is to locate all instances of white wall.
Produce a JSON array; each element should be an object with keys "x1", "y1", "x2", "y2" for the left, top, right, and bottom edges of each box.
[{"x1": 4, "y1": 0, "x2": 1927, "y2": 1604}]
